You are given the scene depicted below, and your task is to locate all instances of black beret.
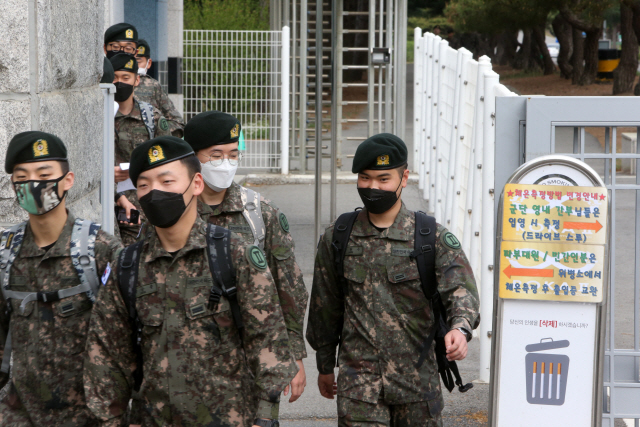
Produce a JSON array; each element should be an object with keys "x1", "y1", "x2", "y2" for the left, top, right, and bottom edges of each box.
[
  {"x1": 351, "y1": 133, "x2": 408, "y2": 173},
  {"x1": 136, "y1": 39, "x2": 151, "y2": 58},
  {"x1": 100, "y1": 57, "x2": 115, "y2": 84},
  {"x1": 104, "y1": 23, "x2": 138, "y2": 45},
  {"x1": 129, "y1": 136, "x2": 195, "y2": 184},
  {"x1": 184, "y1": 111, "x2": 241, "y2": 151},
  {"x1": 110, "y1": 53, "x2": 138, "y2": 74},
  {"x1": 5, "y1": 131, "x2": 68, "y2": 174}
]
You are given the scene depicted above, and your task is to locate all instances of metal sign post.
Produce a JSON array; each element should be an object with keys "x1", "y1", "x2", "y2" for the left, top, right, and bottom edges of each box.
[
  {"x1": 489, "y1": 155, "x2": 610, "y2": 427},
  {"x1": 100, "y1": 83, "x2": 116, "y2": 234}
]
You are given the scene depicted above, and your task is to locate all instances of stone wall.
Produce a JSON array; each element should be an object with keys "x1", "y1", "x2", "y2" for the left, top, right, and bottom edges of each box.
[{"x1": 0, "y1": 0, "x2": 105, "y2": 225}]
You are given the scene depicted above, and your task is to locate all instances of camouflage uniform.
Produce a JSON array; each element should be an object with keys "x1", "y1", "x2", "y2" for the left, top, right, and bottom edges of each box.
[
  {"x1": 83, "y1": 216, "x2": 298, "y2": 427},
  {"x1": 114, "y1": 96, "x2": 171, "y2": 245},
  {"x1": 134, "y1": 74, "x2": 184, "y2": 138},
  {"x1": 0, "y1": 212, "x2": 121, "y2": 426},
  {"x1": 198, "y1": 182, "x2": 308, "y2": 419},
  {"x1": 306, "y1": 204, "x2": 480, "y2": 427}
]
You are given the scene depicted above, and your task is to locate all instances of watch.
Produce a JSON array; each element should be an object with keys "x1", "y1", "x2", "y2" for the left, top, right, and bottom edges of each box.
[
  {"x1": 253, "y1": 419, "x2": 279, "y2": 427},
  {"x1": 456, "y1": 327, "x2": 470, "y2": 339}
]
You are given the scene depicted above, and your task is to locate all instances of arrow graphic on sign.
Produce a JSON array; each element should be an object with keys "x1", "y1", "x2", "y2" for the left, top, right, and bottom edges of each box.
[
  {"x1": 563, "y1": 220, "x2": 603, "y2": 233},
  {"x1": 503, "y1": 264, "x2": 554, "y2": 279}
]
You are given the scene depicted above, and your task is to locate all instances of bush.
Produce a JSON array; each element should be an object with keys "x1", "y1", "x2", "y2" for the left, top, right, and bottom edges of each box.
[{"x1": 184, "y1": 0, "x2": 269, "y2": 31}]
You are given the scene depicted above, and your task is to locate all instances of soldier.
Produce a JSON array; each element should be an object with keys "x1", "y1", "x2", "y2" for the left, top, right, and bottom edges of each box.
[
  {"x1": 306, "y1": 134, "x2": 480, "y2": 427},
  {"x1": 103, "y1": 23, "x2": 138, "y2": 59},
  {"x1": 83, "y1": 136, "x2": 298, "y2": 427},
  {"x1": 135, "y1": 39, "x2": 185, "y2": 137},
  {"x1": 184, "y1": 111, "x2": 309, "y2": 411},
  {"x1": 0, "y1": 131, "x2": 121, "y2": 425},
  {"x1": 110, "y1": 53, "x2": 171, "y2": 246}
]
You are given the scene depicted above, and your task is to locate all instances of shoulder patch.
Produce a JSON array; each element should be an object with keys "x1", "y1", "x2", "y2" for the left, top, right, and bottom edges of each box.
[
  {"x1": 278, "y1": 212, "x2": 290, "y2": 233},
  {"x1": 442, "y1": 232, "x2": 461, "y2": 250},
  {"x1": 159, "y1": 118, "x2": 169, "y2": 131},
  {"x1": 246, "y1": 245, "x2": 268, "y2": 270}
]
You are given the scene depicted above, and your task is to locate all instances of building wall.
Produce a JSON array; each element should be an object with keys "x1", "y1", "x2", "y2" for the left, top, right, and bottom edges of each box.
[{"x1": 0, "y1": 0, "x2": 106, "y2": 225}]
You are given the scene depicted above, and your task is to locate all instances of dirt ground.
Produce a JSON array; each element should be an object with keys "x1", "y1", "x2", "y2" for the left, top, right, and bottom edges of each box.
[{"x1": 493, "y1": 64, "x2": 639, "y2": 97}]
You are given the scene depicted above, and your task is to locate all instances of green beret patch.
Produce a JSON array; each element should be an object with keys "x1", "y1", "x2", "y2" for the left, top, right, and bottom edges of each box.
[
  {"x1": 246, "y1": 245, "x2": 267, "y2": 270},
  {"x1": 443, "y1": 232, "x2": 461, "y2": 250},
  {"x1": 33, "y1": 139, "x2": 49, "y2": 158},
  {"x1": 278, "y1": 212, "x2": 290, "y2": 233},
  {"x1": 159, "y1": 118, "x2": 169, "y2": 131},
  {"x1": 148, "y1": 145, "x2": 165, "y2": 164}
]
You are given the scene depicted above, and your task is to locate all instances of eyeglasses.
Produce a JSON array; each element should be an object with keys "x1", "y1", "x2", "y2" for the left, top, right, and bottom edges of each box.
[
  {"x1": 107, "y1": 43, "x2": 137, "y2": 55},
  {"x1": 199, "y1": 152, "x2": 243, "y2": 167}
]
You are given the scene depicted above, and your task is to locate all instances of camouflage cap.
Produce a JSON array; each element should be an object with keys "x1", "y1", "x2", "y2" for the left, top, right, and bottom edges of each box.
[
  {"x1": 104, "y1": 23, "x2": 138, "y2": 44},
  {"x1": 183, "y1": 111, "x2": 242, "y2": 151},
  {"x1": 5, "y1": 131, "x2": 68, "y2": 174},
  {"x1": 136, "y1": 39, "x2": 151, "y2": 58},
  {"x1": 110, "y1": 53, "x2": 138, "y2": 74},
  {"x1": 129, "y1": 136, "x2": 195, "y2": 184},
  {"x1": 352, "y1": 133, "x2": 408, "y2": 173}
]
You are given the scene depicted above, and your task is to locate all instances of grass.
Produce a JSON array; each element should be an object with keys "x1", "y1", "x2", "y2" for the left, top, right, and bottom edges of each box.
[{"x1": 407, "y1": 39, "x2": 414, "y2": 63}]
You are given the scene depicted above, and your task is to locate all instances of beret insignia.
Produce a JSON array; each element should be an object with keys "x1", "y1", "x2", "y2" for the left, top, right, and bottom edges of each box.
[
  {"x1": 33, "y1": 140, "x2": 49, "y2": 158},
  {"x1": 137, "y1": 46, "x2": 146, "y2": 55},
  {"x1": 377, "y1": 155, "x2": 390, "y2": 166},
  {"x1": 126, "y1": 29, "x2": 134, "y2": 39},
  {"x1": 230, "y1": 124, "x2": 239, "y2": 139},
  {"x1": 148, "y1": 145, "x2": 165, "y2": 164},
  {"x1": 125, "y1": 59, "x2": 134, "y2": 69}
]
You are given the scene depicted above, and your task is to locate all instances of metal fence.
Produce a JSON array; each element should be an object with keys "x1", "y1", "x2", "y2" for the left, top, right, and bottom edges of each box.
[
  {"x1": 183, "y1": 28, "x2": 290, "y2": 172},
  {"x1": 413, "y1": 29, "x2": 518, "y2": 383}
]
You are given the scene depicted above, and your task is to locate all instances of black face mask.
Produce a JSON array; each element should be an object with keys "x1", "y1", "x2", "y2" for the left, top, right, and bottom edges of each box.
[
  {"x1": 357, "y1": 181, "x2": 402, "y2": 214},
  {"x1": 138, "y1": 178, "x2": 195, "y2": 228},
  {"x1": 113, "y1": 82, "x2": 134, "y2": 102},
  {"x1": 105, "y1": 50, "x2": 119, "y2": 59}
]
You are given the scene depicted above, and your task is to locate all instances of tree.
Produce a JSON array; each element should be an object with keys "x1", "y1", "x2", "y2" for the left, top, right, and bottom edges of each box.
[
  {"x1": 551, "y1": 14, "x2": 574, "y2": 79},
  {"x1": 613, "y1": 2, "x2": 639, "y2": 94}
]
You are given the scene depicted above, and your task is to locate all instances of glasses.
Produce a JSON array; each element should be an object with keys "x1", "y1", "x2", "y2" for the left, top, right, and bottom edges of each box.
[
  {"x1": 199, "y1": 152, "x2": 243, "y2": 167},
  {"x1": 107, "y1": 43, "x2": 137, "y2": 55}
]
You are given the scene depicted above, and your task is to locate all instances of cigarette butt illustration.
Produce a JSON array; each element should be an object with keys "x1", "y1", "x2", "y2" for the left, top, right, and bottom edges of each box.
[
  {"x1": 549, "y1": 363, "x2": 553, "y2": 399},
  {"x1": 557, "y1": 363, "x2": 561, "y2": 399},
  {"x1": 541, "y1": 363, "x2": 545, "y2": 398},
  {"x1": 532, "y1": 361, "x2": 537, "y2": 398}
]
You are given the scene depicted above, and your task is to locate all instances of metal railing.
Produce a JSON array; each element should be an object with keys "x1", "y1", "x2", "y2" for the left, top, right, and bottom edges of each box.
[
  {"x1": 100, "y1": 83, "x2": 116, "y2": 234},
  {"x1": 413, "y1": 29, "x2": 517, "y2": 383},
  {"x1": 183, "y1": 28, "x2": 290, "y2": 173}
]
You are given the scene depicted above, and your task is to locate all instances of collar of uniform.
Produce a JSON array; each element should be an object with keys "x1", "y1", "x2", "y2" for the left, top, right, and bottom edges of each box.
[
  {"x1": 197, "y1": 197, "x2": 213, "y2": 219},
  {"x1": 20, "y1": 211, "x2": 77, "y2": 259},
  {"x1": 350, "y1": 202, "x2": 412, "y2": 241},
  {"x1": 143, "y1": 215, "x2": 208, "y2": 263},
  {"x1": 216, "y1": 181, "x2": 244, "y2": 214},
  {"x1": 115, "y1": 97, "x2": 143, "y2": 120}
]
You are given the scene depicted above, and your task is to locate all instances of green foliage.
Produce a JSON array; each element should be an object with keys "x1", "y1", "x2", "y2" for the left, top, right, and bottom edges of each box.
[
  {"x1": 446, "y1": 0, "x2": 556, "y2": 34},
  {"x1": 184, "y1": 0, "x2": 269, "y2": 31}
]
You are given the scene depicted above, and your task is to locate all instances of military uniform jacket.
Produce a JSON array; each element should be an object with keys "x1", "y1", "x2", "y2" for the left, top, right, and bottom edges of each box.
[
  {"x1": 306, "y1": 204, "x2": 480, "y2": 410},
  {"x1": 83, "y1": 216, "x2": 298, "y2": 427},
  {"x1": 197, "y1": 182, "x2": 308, "y2": 361},
  {"x1": 134, "y1": 75, "x2": 184, "y2": 137},
  {"x1": 0, "y1": 213, "x2": 121, "y2": 426}
]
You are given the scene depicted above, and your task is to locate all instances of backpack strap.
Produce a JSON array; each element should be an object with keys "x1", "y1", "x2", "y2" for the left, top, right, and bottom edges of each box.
[
  {"x1": 138, "y1": 101, "x2": 155, "y2": 139},
  {"x1": 70, "y1": 219, "x2": 101, "y2": 303},
  {"x1": 117, "y1": 240, "x2": 145, "y2": 392},
  {"x1": 411, "y1": 211, "x2": 473, "y2": 394},
  {"x1": 332, "y1": 211, "x2": 360, "y2": 283},
  {"x1": 205, "y1": 224, "x2": 243, "y2": 335},
  {"x1": 240, "y1": 187, "x2": 266, "y2": 249}
]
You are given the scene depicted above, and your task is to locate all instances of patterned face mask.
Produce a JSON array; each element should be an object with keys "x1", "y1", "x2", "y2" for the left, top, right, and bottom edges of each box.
[{"x1": 13, "y1": 174, "x2": 67, "y2": 215}]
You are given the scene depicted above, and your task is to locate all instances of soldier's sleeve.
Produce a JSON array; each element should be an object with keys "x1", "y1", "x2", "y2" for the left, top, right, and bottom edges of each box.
[
  {"x1": 434, "y1": 225, "x2": 480, "y2": 339},
  {"x1": 83, "y1": 247, "x2": 136, "y2": 424},
  {"x1": 233, "y1": 238, "x2": 298, "y2": 420},
  {"x1": 153, "y1": 82, "x2": 184, "y2": 137},
  {"x1": 0, "y1": 276, "x2": 9, "y2": 389},
  {"x1": 261, "y1": 200, "x2": 308, "y2": 361},
  {"x1": 305, "y1": 226, "x2": 344, "y2": 374},
  {"x1": 153, "y1": 109, "x2": 173, "y2": 137}
]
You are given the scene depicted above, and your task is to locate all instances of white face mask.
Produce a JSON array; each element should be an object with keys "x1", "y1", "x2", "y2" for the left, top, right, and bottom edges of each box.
[
  {"x1": 137, "y1": 59, "x2": 150, "y2": 76},
  {"x1": 201, "y1": 159, "x2": 238, "y2": 192}
]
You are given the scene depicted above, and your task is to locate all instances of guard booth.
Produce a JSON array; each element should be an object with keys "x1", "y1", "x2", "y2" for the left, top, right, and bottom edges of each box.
[{"x1": 492, "y1": 97, "x2": 640, "y2": 426}]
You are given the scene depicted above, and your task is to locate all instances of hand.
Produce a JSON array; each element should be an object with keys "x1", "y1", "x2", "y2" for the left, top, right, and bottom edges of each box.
[
  {"x1": 116, "y1": 195, "x2": 141, "y2": 225},
  {"x1": 114, "y1": 166, "x2": 130, "y2": 183},
  {"x1": 283, "y1": 359, "x2": 306, "y2": 403},
  {"x1": 445, "y1": 329, "x2": 468, "y2": 361},
  {"x1": 318, "y1": 373, "x2": 337, "y2": 400}
]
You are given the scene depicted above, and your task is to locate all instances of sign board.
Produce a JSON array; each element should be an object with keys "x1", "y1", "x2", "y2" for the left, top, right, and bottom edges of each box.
[{"x1": 490, "y1": 156, "x2": 609, "y2": 427}]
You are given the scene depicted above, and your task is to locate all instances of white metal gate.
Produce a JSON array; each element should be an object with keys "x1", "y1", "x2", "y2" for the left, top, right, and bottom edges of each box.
[
  {"x1": 183, "y1": 28, "x2": 290, "y2": 172},
  {"x1": 496, "y1": 96, "x2": 640, "y2": 426}
]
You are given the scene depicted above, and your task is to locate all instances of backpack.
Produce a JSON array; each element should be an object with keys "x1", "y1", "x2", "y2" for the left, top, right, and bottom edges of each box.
[
  {"x1": 138, "y1": 100, "x2": 155, "y2": 139},
  {"x1": 239, "y1": 187, "x2": 266, "y2": 249},
  {"x1": 117, "y1": 223, "x2": 242, "y2": 391},
  {"x1": 332, "y1": 210, "x2": 473, "y2": 393},
  {"x1": 0, "y1": 219, "x2": 101, "y2": 373}
]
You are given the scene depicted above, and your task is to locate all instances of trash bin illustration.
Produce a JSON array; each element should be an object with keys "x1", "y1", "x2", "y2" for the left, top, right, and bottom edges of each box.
[{"x1": 525, "y1": 338, "x2": 570, "y2": 406}]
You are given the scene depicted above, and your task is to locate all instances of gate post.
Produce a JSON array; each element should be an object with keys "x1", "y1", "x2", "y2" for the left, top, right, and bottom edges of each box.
[{"x1": 281, "y1": 26, "x2": 290, "y2": 175}]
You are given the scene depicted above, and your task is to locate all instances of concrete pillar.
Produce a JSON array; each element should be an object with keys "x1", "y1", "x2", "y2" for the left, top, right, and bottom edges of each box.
[
  {"x1": 0, "y1": 0, "x2": 105, "y2": 225},
  {"x1": 167, "y1": 0, "x2": 183, "y2": 117}
]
